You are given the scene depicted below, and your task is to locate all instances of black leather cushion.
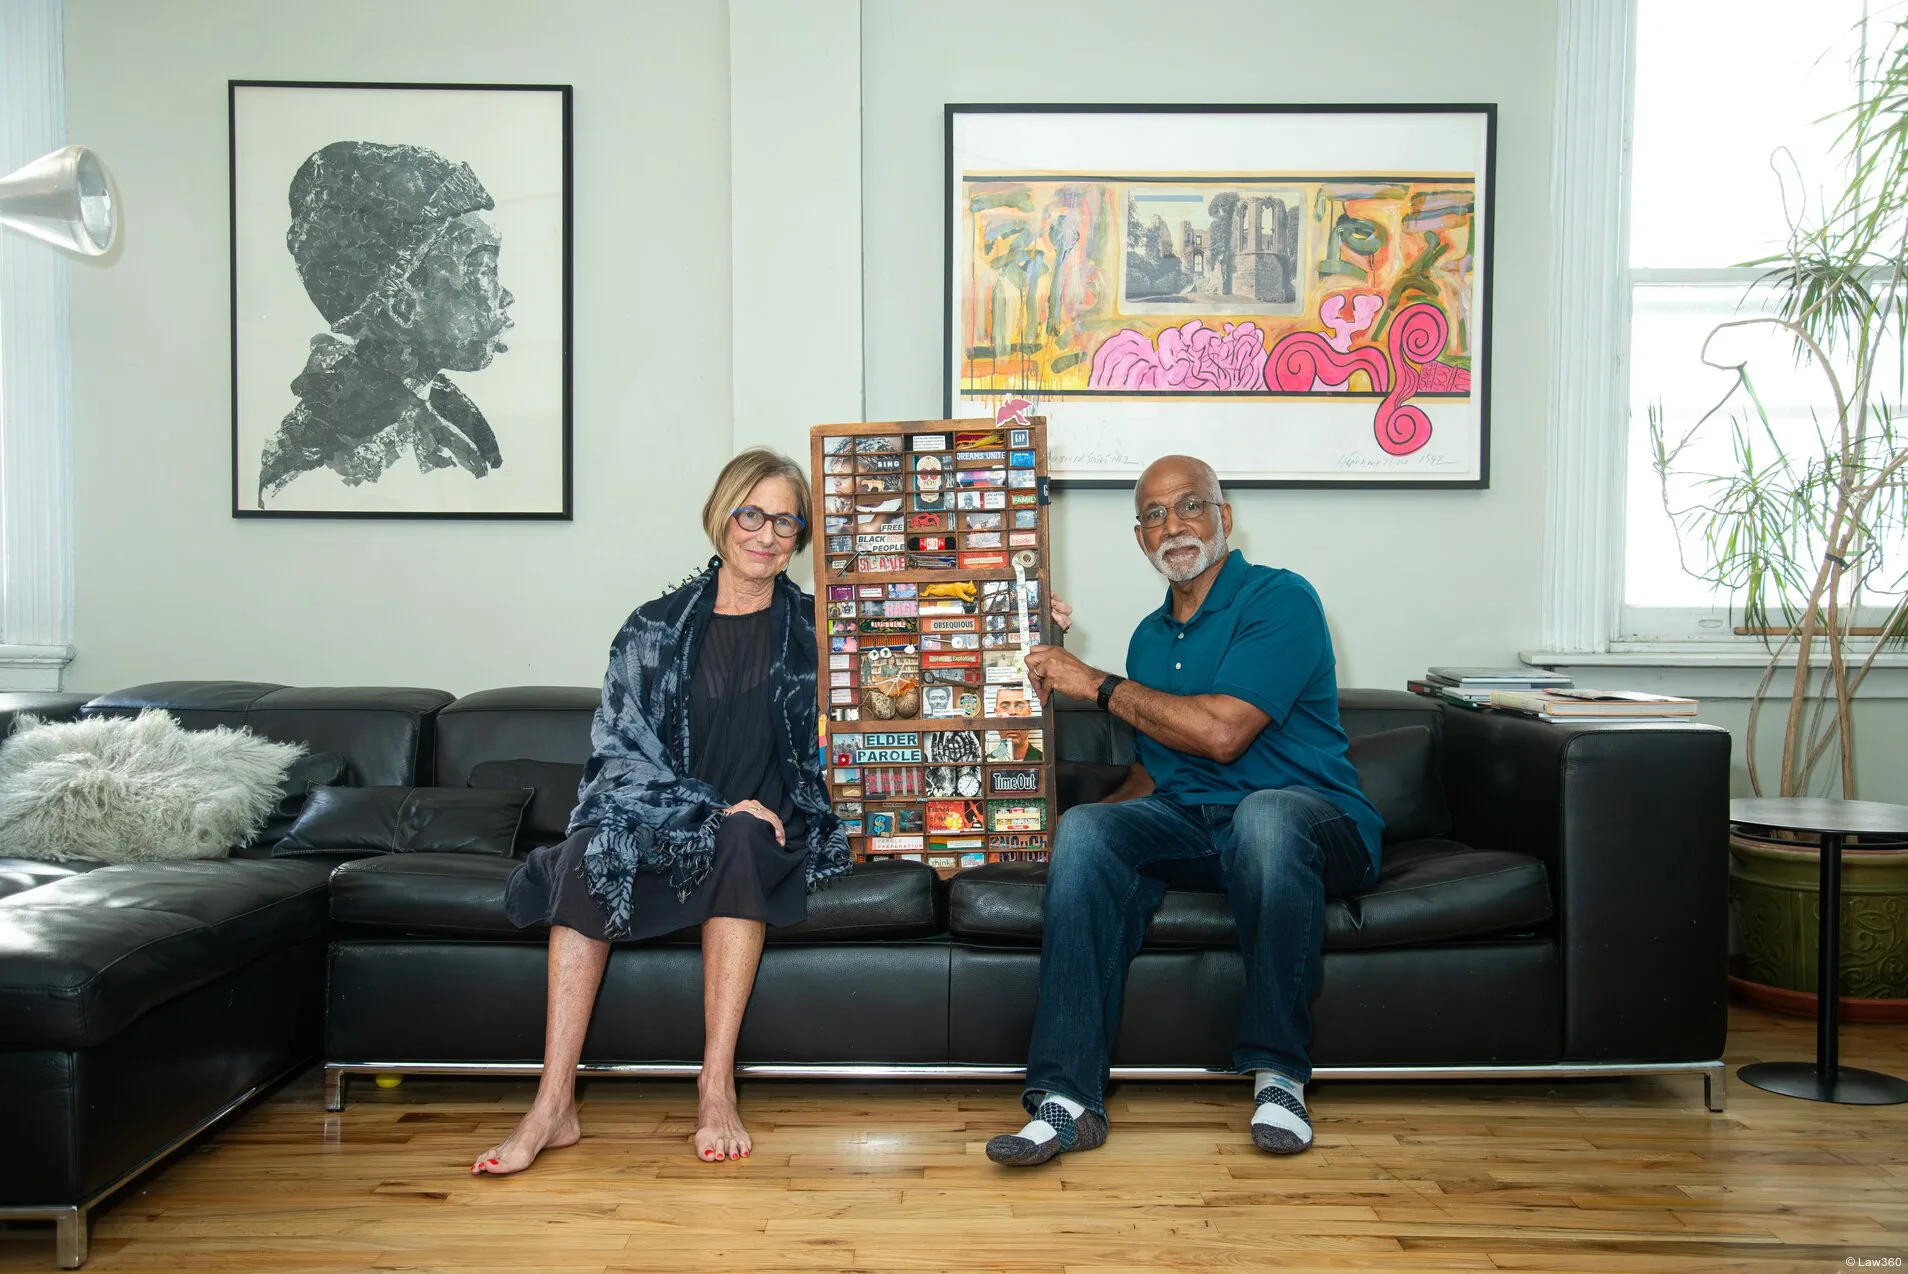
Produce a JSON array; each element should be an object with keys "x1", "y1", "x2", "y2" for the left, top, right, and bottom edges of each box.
[
  {"x1": 1053, "y1": 694, "x2": 1448, "y2": 839},
  {"x1": 2, "y1": 940, "x2": 322, "y2": 1206},
  {"x1": 0, "y1": 858, "x2": 333, "y2": 1049},
  {"x1": 329, "y1": 854, "x2": 524, "y2": 936},
  {"x1": 82, "y1": 683, "x2": 453, "y2": 786},
  {"x1": 254, "y1": 751, "x2": 349, "y2": 845},
  {"x1": 947, "y1": 840, "x2": 1550, "y2": 950},
  {"x1": 0, "y1": 857, "x2": 97, "y2": 901},
  {"x1": 1057, "y1": 762, "x2": 1129, "y2": 811},
  {"x1": 432, "y1": 687, "x2": 597, "y2": 786},
  {"x1": 273, "y1": 786, "x2": 530, "y2": 857},
  {"x1": 774, "y1": 860, "x2": 947, "y2": 943},
  {"x1": 1059, "y1": 731, "x2": 1449, "y2": 840},
  {"x1": 468, "y1": 759, "x2": 584, "y2": 849},
  {"x1": 330, "y1": 854, "x2": 946, "y2": 942},
  {"x1": 1052, "y1": 693, "x2": 1135, "y2": 764},
  {"x1": 1347, "y1": 725, "x2": 1450, "y2": 843},
  {"x1": 80, "y1": 681, "x2": 287, "y2": 730},
  {"x1": 0, "y1": 692, "x2": 92, "y2": 741},
  {"x1": 1339, "y1": 688, "x2": 1445, "y2": 740}
]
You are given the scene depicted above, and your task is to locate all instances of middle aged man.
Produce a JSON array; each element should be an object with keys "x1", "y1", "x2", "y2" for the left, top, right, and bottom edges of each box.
[{"x1": 986, "y1": 454, "x2": 1383, "y2": 1167}]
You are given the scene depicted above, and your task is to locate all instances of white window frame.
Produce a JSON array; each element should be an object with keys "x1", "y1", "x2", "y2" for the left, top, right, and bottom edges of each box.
[
  {"x1": 1621, "y1": 265, "x2": 1906, "y2": 646},
  {"x1": 1531, "y1": 0, "x2": 1908, "y2": 685}
]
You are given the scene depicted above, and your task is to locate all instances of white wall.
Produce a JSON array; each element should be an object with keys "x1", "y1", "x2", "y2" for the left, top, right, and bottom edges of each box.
[
  {"x1": 60, "y1": 0, "x2": 1560, "y2": 694},
  {"x1": 859, "y1": 0, "x2": 1559, "y2": 688},
  {"x1": 63, "y1": 0, "x2": 735, "y2": 694},
  {"x1": 730, "y1": 0, "x2": 862, "y2": 463},
  {"x1": 55, "y1": 0, "x2": 1903, "y2": 804}
]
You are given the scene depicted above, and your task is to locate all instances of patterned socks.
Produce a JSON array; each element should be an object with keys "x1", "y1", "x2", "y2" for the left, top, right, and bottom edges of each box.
[
  {"x1": 985, "y1": 1092, "x2": 1108, "y2": 1166},
  {"x1": 1251, "y1": 1069, "x2": 1313, "y2": 1154},
  {"x1": 986, "y1": 1074, "x2": 1309, "y2": 1164}
]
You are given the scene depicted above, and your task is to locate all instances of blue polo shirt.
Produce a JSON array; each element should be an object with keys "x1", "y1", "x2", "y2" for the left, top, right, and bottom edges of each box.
[{"x1": 1126, "y1": 550, "x2": 1383, "y2": 865}]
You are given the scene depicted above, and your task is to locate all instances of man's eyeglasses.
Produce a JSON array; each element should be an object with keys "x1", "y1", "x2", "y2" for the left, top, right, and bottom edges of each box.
[
  {"x1": 731, "y1": 505, "x2": 806, "y2": 539},
  {"x1": 1137, "y1": 495, "x2": 1216, "y2": 529}
]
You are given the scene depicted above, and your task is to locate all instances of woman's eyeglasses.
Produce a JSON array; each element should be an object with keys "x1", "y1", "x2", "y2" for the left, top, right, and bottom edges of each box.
[
  {"x1": 1137, "y1": 495, "x2": 1215, "y2": 529},
  {"x1": 731, "y1": 505, "x2": 806, "y2": 539}
]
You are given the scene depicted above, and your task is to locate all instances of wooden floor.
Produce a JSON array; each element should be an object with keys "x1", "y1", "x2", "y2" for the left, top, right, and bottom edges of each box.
[{"x1": 6, "y1": 1006, "x2": 1906, "y2": 1272}]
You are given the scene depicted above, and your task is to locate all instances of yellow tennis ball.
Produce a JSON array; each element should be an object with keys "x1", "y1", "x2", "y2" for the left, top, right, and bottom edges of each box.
[{"x1": 374, "y1": 1074, "x2": 403, "y2": 1090}]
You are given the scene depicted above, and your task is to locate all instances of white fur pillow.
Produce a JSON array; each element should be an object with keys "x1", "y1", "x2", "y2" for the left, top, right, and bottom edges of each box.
[{"x1": 0, "y1": 710, "x2": 305, "y2": 864}]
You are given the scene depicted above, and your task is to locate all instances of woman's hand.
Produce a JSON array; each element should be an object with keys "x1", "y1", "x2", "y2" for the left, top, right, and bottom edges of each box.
[
  {"x1": 1050, "y1": 595, "x2": 1074, "y2": 633},
  {"x1": 725, "y1": 799, "x2": 786, "y2": 845}
]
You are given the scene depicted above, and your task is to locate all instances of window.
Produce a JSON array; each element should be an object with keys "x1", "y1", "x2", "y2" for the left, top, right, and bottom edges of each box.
[{"x1": 1621, "y1": 0, "x2": 1905, "y2": 641}]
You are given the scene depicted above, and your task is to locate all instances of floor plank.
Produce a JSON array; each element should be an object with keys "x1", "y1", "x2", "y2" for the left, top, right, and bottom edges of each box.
[{"x1": 4, "y1": 1005, "x2": 1906, "y2": 1271}]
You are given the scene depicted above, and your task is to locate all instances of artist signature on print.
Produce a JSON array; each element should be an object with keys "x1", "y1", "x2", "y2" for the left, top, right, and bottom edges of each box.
[
  {"x1": 1336, "y1": 451, "x2": 1463, "y2": 470},
  {"x1": 1052, "y1": 448, "x2": 1142, "y2": 468}
]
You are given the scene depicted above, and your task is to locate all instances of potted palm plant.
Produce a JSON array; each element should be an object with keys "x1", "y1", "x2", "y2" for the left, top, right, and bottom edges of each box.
[{"x1": 1648, "y1": 13, "x2": 1908, "y2": 1017}]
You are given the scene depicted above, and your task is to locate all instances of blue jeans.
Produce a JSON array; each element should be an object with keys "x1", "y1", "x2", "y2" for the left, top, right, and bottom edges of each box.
[{"x1": 1021, "y1": 788, "x2": 1376, "y2": 1120}]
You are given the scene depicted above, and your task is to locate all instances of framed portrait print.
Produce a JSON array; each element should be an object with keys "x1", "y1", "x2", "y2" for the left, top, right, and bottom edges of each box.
[
  {"x1": 230, "y1": 80, "x2": 573, "y2": 518},
  {"x1": 945, "y1": 104, "x2": 1495, "y2": 489}
]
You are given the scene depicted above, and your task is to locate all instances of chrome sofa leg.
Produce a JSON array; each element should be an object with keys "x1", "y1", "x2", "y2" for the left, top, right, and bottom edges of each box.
[
  {"x1": 323, "y1": 1067, "x2": 345, "y2": 1112},
  {"x1": 55, "y1": 1205, "x2": 87, "y2": 1269},
  {"x1": 1703, "y1": 1064, "x2": 1726, "y2": 1112}
]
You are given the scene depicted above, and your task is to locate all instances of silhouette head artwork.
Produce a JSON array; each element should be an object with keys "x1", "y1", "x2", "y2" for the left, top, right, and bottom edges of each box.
[{"x1": 257, "y1": 140, "x2": 516, "y2": 505}]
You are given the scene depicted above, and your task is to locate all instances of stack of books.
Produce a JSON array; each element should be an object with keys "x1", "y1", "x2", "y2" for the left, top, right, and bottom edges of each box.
[
  {"x1": 1408, "y1": 666, "x2": 1575, "y2": 708},
  {"x1": 1486, "y1": 688, "x2": 1700, "y2": 723}
]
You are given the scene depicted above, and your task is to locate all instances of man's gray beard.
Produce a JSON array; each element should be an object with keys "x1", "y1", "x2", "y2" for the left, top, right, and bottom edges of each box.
[{"x1": 1148, "y1": 530, "x2": 1226, "y2": 583}]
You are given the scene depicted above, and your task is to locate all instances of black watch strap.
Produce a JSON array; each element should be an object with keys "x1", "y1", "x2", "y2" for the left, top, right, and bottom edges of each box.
[{"x1": 1096, "y1": 673, "x2": 1126, "y2": 711}]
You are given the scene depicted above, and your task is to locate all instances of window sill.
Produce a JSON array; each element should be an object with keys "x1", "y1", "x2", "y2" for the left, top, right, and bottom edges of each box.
[
  {"x1": 0, "y1": 644, "x2": 75, "y2": 692},
  {"x1": 1520, "y1": 647, "x2": 1908, "y2": 700}
]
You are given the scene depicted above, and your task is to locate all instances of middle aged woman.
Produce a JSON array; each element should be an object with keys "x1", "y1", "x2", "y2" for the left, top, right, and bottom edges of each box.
[{"x1": 475, "y1": 448, "x2": 850, "y2": 1175}]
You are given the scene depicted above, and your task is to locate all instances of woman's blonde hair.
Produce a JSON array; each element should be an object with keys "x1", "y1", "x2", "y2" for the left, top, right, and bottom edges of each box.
[{"x1": 701, "y1": 448, "x2": 812, "y2": 556}]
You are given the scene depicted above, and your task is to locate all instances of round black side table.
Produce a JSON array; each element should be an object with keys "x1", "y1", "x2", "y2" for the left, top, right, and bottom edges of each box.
[{"x1": 1730, "y1": 796, "x2": 1908, "y2": 1105}]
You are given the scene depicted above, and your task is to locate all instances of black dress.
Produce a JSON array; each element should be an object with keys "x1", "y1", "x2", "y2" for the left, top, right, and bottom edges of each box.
[{"x1": 505, "y1": 607, "x2": 810, "y2": 941}]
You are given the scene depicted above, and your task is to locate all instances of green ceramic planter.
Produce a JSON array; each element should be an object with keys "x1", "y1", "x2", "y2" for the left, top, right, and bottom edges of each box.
[{"x1": 1729, "y1": 829, "x2": 1908, "y2": 999}]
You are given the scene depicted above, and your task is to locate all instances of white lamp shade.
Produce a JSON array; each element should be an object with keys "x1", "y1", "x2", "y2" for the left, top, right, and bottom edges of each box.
[{"x1": 0, "y1": 145, "x2": 116, "y2": 257}]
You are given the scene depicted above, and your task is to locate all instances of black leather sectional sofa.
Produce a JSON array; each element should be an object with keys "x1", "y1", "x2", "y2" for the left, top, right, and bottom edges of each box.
[{"x1": 0, "y1": 681, "x2": 1732, "y2": 1268}]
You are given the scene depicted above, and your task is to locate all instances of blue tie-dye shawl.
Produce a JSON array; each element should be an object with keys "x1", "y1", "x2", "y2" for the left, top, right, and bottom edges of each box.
[{"x1": 570, "y1": 560, "x2": 850, "y2": 935}]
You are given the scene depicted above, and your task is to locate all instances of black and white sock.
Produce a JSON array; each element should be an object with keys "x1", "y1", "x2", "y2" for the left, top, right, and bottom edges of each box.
[
  {"x1": 1011, "y1": 1092, "x2": 1085, "y2": 1149},
  {"x1": 1251, "y1": 1069, "x2": 1312, "y2": 1153}
]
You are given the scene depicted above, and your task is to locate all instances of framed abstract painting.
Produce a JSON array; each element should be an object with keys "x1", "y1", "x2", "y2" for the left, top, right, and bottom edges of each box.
[
  {"x1": 944, "y1": 104, "x2": 1495, "y2": 488},
  {"x1": 230, "y1": 80, "x2": 573, "y2": 518}
]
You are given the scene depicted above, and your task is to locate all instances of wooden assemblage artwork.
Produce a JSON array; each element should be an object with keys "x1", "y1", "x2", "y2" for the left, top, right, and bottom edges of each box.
[{"x1": 810, "y1": 416, "x2": 1055, "y2": 874}]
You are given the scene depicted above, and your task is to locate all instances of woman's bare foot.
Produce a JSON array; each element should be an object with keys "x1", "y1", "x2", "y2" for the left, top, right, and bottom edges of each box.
[
  {"x1": 694, "y1": 1084, "x2": 751, "y2": 1162},
  {"x1": 472, "y1": 1104, "x2": 580, "y2": 1175}
]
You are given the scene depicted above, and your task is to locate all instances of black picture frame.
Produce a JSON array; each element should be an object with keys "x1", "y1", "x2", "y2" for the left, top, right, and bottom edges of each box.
[
  {"x1": 229, "y1": 80, "x2": 574, "y2": 519},
  {"x1": 944, "y1": 103, "x2": 1496, "y2": 490}
]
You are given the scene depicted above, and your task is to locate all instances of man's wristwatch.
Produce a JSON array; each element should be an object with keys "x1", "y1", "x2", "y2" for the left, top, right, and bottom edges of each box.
[{"x1": 1096, "y1": 673, "x2": 1126, "y2": 710}]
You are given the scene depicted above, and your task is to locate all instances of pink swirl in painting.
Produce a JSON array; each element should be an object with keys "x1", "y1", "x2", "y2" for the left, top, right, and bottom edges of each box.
[
  {"x1": 1088, "y1": 320, "x2": 1269, "y2": 392},
  {"x1": 1372, "y1": 303, "x2": 1450, "y2": 456},
  {"x1": 1265, "y1": 335, "x2": 1390, "y2": 395}
]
